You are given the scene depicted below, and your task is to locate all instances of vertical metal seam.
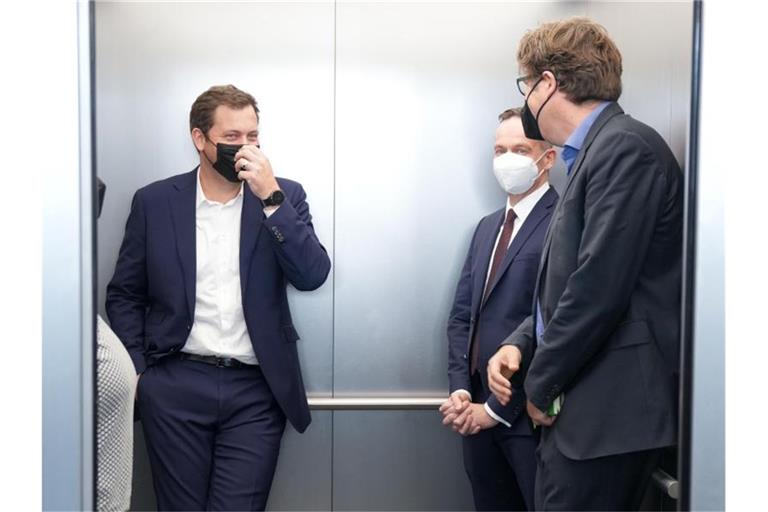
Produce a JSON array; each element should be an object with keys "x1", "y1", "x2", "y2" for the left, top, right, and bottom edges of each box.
[
  {"x1": 678, "y1": 1, "x2": 703, "y2": 509},
  {"x1": 77, "y1": 1, "x2": 96, "y2": 508},
  {"x1": 331, "y1": 1, "x2": 337, "y2": 510}
]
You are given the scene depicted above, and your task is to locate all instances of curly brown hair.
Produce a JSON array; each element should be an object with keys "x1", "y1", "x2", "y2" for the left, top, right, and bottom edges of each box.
[{"x1": 517, "y1": 17, "x2": 622, "y2": 104}]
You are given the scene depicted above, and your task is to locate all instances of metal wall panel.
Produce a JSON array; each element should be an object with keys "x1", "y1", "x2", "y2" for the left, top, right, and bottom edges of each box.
[
  {"x1": 332, "y1": 411, "x2": 474, "y2": 511},
  {"x1": 42, "y1": 2, "x2": 95, "y2": 509},
  {"x1": 333, "y1": 1, "x2": 584, "y2": 397},
  {"x1": 267, "y1": 412, "x2": 334, "y2": 511}
]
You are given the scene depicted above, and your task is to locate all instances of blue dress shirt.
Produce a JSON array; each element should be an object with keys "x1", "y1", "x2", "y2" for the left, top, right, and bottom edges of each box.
[{"x1": 535, "y1": 101, "x2": 612, "y2": 345}]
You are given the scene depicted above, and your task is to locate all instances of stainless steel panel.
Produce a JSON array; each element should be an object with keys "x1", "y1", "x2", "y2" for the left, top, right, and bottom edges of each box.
[
  {"x1": 268, "y1": 413, "x2": 333, "y2": 511},
  {"x1": 95, "y1": 0, "x2": 335, "y2": 395},
  {"x1": 689, "y1": 3, "x2": 725, "y2": 509},
  {"x1": 43, "y1": 2, "x2": 94, "y2": 509},
  {"x1": 333, "y1": 411, "x2": 474, "y2": 511},
  {"x1": 333, "y1": 1, "x2": 584, "y2": 395}
]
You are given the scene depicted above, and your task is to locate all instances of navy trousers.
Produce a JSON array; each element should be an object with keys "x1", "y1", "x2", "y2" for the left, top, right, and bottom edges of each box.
[
  {"x1": 462, "y1": 374, "x2": 538, "y2": 511},
  {"x1": 137, "y1": 355, "x2": 286, "y2": 511}
]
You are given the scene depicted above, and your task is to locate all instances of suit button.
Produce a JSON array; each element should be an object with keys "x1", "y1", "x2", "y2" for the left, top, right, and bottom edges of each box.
[
  {"x1": 186, "y1": 324, "x2": 191, "y2": 330},
  {"x1": 462, "y1": 354, "x2": 468, "y2": 360}
]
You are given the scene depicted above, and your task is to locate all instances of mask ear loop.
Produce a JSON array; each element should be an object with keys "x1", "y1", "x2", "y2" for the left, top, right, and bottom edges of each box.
[
  {"x1": 531, "y1": 148, "x2": 554, "y2": 181},
  {"x1": 533, "y1": 72, "x2": 558, "y2": 123},
  {"x1": 200, "y1": 134, "x2": 219, "y2": 167}
]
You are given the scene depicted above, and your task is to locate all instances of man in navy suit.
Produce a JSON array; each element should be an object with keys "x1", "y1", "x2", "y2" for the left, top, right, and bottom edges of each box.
[
  {"x1": 106, "y1": 84, "x2": 330, "y2": 511},
  {"x1": 440, "y1": 108, "x2": 558, "y2": 511}
]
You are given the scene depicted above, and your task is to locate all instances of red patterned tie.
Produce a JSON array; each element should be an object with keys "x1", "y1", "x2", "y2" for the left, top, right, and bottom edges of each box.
[{"x1": 470, "y1": 208, "x2": 517, "y2": 375}]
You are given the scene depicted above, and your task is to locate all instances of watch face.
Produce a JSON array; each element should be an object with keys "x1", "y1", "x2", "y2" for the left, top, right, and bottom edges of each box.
[{"x1": 268, "y1": 190, "x2": 285, "y2": 206}]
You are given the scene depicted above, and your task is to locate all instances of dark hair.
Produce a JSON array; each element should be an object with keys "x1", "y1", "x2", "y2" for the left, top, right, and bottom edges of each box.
[{"x1": 189, "y1": 84, "x2": 260, "y2": 135}]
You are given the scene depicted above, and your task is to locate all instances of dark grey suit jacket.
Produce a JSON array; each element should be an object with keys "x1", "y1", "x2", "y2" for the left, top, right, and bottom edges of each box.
[{"x1": 503, "y1": 102, "x2": 683, "y2": 460}]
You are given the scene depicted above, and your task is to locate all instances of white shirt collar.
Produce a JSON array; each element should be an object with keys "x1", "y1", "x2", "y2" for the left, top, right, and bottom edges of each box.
[
  {"x1": 506, "y1": 182, "x2": 550, "y2": 223},
  {"x1": 196, "y1": 167, "x2": 243, "y2": 208}
]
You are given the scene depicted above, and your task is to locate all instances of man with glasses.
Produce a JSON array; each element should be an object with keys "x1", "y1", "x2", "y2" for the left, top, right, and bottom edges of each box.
[
  {"x1": 487, "y1": 17, "x2": 683, "y2": 510},
  {"x1": 107, "y1": 84, "x2": 331, "y2": 510}
]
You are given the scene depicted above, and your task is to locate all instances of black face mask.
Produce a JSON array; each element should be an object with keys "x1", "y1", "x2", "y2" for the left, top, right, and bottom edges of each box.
[
  {"x1": 521, "y1": 75, "x2": 557, "y2": 141},
  {"x1": 203, "y1": 139, "x2": 243, "y2": 183}
]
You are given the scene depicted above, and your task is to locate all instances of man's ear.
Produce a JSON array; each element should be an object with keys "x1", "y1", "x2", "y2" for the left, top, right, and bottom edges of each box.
[
  {"x1": 191, "y1": 127, "x2": 206, "y2": 152},
  {"x1": 541, "y1": 70, "x2": 558, "y2": 94},
  {"x1": 542, "y1": 147, "x2": 557, "y2": 170}
]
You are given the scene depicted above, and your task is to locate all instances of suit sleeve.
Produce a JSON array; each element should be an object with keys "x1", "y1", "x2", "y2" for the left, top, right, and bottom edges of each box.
[
  {"x1": 262, "y1": 184, "x2": 331, "y2": 291},
  {"x1": 105, "y1": 191, "x2": 149, "y2": 374},
  {"x1": 524, "y1": 131, "x2": 669, "y2": 410},
  {"x1": 499, "y1": 314, "x2": 535, "y2": 389},
  {"x1": 486, "y1": 388, "x2": 526, "y2": 426},
  {"x1": 446, "y1": 224, "x2": 480, "y2": 394}
]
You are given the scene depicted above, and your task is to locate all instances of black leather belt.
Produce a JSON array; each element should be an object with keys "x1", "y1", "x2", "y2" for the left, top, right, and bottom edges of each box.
[{"x1": 179, "y1": 353, "x2": 257, "y2": 368}]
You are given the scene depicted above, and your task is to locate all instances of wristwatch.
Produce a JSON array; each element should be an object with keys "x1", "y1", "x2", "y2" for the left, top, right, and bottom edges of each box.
[{"x1": 263, "y1": 189, "x2": 285, "y2": 207}]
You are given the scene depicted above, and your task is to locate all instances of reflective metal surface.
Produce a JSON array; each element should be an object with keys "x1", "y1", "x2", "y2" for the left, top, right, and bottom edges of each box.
[
  {"x1": 43, "y1": 2, "x2": 94, "y2": 509},
  {"x1": 267, "y1": 412, "x2": 334, "y2": 511},
  {"x1": 332, "y1": 411, "x2": 474, "y2": 511},
  {"x1": 333, "y1": 0, "x2": 584, "y2": 397},
  {"x1": 309, "y1": 396, "x2": 446, "y2": 410},
  {"x1": 92, "y1": 1, "x2": 695, "y2": 510},
  {"x1": 652, "y1": 469, "x2": 680, "y2": 500}
]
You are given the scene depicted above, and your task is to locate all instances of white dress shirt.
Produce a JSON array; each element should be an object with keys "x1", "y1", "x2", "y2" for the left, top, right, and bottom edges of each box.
[
  {"x1": 454, "y1": 182, "x2": 551, "y2": 427},
  {"x1": 182, "y1": 171, "x2": 258, "y2": 364}
]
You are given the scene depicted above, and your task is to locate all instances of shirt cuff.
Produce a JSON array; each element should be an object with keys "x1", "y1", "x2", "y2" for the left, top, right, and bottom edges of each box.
[
  {"x1": 451, "y1": 389, "x2": 472, "y2": 400},
  {"x1": 484, "y1": 402, "x2": 511, "y2": 428},
  {"x1": 263, "y1": 205, "x2": 280, "y2": 218}
]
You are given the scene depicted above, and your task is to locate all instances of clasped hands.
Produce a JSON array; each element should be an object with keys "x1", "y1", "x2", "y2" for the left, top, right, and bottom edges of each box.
[{"x1": 439, "y1": 344, "x2": 554, "y2": 435}]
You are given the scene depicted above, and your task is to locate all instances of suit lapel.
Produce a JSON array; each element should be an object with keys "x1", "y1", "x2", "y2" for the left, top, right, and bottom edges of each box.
[
  {"x1": 536, "y1": 102, "x2": 625, "y2": 289},
  {"x1": 482, "y1": 188, "x2": 558, "y2": 309},
  {"x1": 239, "y1": 186, "x2": 264, "y2": 301},
  {"x1": 169, "y1": 169, "x2": 198, "y2": 320},
  {"x1": 471, "y1": 209, "x2": 504, "y2": 317}
]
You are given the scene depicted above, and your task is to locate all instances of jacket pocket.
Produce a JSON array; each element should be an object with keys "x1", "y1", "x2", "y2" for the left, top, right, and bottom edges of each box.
[
  {"x1": 283, "y1": 324, "x2": 300, "y2": 343},
  {"x1": 606, "y1": 320, "x2": 653, "y2": 350}
]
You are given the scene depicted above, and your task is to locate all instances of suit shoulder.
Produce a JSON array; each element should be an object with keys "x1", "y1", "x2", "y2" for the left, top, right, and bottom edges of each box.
[
  {"x1": 477, "y1": 207, "x2": 505, "y2": 230},
  {"x1": 134, "y1": 169, "x2": 196, "y2": 201},
  {"x1": 600, "y1": 114, "x2": 676, "y2": 160}
]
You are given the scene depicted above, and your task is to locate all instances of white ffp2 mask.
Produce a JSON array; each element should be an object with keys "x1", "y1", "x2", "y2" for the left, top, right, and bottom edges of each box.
[{"x1": 492, "y1": 150, "x2": 547, "y2": 195}]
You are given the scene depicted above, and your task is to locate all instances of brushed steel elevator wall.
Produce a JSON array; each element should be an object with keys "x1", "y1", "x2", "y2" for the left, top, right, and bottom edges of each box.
[{"x1": 94, "y1": 1, "x2": 692, "y2": 510}]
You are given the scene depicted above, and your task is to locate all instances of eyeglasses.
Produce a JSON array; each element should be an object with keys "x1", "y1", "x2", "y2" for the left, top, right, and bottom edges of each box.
[{"x1": 516, "y1": 75, "x2": 535, "y2": 96}]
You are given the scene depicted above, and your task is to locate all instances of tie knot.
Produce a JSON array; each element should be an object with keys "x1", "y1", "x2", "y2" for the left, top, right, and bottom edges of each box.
[{"x1": 505, "y1": 208, "x2": 517, "y2": 225}]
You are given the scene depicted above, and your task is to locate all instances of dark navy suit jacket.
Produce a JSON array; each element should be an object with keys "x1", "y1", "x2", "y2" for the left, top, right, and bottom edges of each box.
[
  {"x1": 503, "y1": 103, "x2": 682, "y2": 459},
  {"x1": 447, "y1": 187, "x2": 558, "y2": 434},
  {"x1": 106, "y1": 169, "x2": 331, "y2": 433}
]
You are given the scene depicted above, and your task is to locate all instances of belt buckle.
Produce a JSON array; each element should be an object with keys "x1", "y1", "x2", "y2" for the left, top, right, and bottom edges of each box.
[{"x1": 215, "y1": 357, "x2": 225, "y2": 368}]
